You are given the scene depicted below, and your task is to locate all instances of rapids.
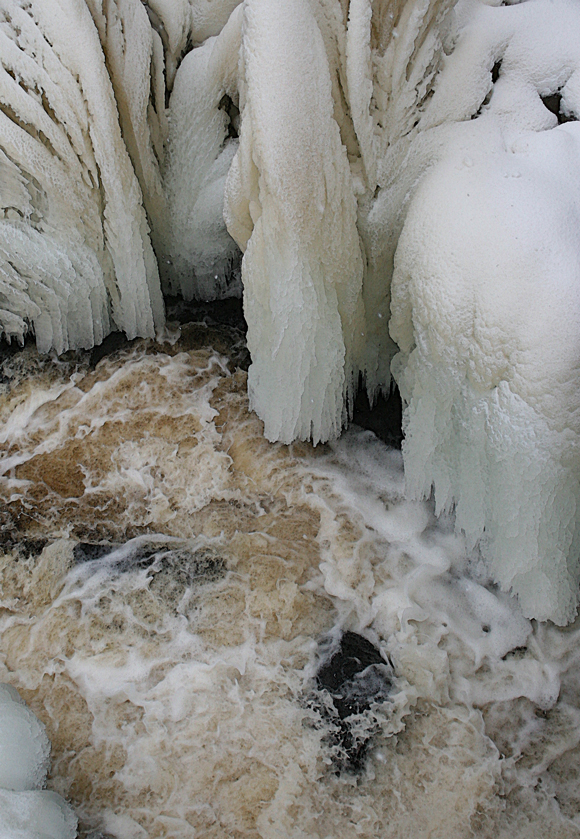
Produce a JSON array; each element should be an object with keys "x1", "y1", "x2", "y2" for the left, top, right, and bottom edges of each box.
[{"x1": 0, "y1": 315, "x2": 579, "y2": 838}]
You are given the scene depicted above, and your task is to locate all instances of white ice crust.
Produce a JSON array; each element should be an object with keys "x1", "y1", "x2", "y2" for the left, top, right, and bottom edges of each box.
[
  {"x1": 0, "y1": 684, "x2": 77, "y2": 839},
  {"x1": 1, "y1": 0, "x2": 580, "y2": 621}
]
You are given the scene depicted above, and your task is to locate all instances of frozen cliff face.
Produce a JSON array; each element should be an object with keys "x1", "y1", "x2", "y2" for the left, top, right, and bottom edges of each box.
[
  {"x1": 0, "y1": 684, "x2": 77, "y2": 839},
  {"x1": 389, "y1": 0, "x2": 580, "y2": 623}
]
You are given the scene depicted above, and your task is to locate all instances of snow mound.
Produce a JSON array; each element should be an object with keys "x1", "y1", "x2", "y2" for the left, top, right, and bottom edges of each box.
[{"x1": 0, "y1": 684, "x2": 77, "y2": 839}]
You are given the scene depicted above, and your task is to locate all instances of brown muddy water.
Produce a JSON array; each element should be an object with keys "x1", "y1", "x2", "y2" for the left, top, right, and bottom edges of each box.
[{"x1": 0, "y1": 317, "x2": 579, "y2": 839}]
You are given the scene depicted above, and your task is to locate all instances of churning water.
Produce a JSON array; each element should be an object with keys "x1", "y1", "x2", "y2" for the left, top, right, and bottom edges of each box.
[{"x1": 0, "y1": 316, "x2": 579, "y2": 838}]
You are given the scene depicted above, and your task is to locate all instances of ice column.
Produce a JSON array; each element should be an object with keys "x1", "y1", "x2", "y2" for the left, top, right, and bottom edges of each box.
[{"x1": 224, "y1": 0, "x2": 365, "y2": 444}]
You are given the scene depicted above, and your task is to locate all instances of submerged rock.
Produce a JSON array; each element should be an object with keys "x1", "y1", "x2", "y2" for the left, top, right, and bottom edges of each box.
[{"x1": 313, "y1": 631, "x2": 393, "y2": 773}]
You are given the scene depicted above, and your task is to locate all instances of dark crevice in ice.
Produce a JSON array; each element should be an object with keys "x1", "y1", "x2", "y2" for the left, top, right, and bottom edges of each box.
[
  {"x1": 0, "y1": 330, "x2": 35, "y2": 364},
  {"x1": 165, "y1": 295, "x2": 246, "y2": 332},
  {"x1": 309, "y1": 631, "x2": 393, "y2": 774},
  {"x1": 143, "y1": 3, "x2": 169, "y2": 54},
  {"x1": 541, "y1": 91, "x2": 576, "y2": 124},
  {"x1": 491, "y1": 60, "x2": 502, "y2": 84},
  {"x1": 219, "y1": 93, "x2": 240, "y2": 140},
  {"x1": 472, "y1": 60, "x2": 502, "y2": 119},
  {"x1": 501, "y1": 645, "x2": 528, "y2": 661},
  {"x1": 352, "y1": 377, "x2": 403, "y2": 449}
]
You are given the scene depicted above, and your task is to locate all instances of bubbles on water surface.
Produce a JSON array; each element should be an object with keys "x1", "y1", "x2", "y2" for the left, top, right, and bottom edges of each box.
[{"x1": 0, "y1": 324, "x2": 579, "y2": 838}]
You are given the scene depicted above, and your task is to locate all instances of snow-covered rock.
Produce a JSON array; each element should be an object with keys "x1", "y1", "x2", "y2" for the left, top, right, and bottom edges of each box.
[{"x1": 0, "y1": 684, "x2": 77, "y2": 839}]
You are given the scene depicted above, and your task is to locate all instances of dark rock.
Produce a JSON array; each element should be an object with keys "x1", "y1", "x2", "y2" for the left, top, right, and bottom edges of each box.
[
  {"x1": 541, "y1": 91, "x2": 576, "y2": 124},
  {"x1": 312, "y1": 631, "x2": 393, "y2": 774},
  {"x1": 89, "y1": 332, "x2": 136, "y2": 368}
]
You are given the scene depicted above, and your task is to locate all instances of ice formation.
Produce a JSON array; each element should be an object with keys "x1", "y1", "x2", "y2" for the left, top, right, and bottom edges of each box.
[
  {"x1": 164, "y1": 4, "x2": 243, "y2": 300},
  {"x1": 223, "y1": 0, "x2": 368, "y2": 443},
  {"x1": 1, "y1": 0, "x2": 580, "y2": 622},
  {"x1": 0, "y1": 684, "x2": 77, "y2": 839},
  {"x1": 389, "y1": 0, "x2": 580, "y2": 624},
  {"x1": 0, "y1": 0, "x2": 169, "y2": 352}
]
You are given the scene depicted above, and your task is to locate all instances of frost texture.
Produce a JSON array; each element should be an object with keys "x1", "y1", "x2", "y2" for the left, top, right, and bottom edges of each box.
[{"x1": 0, "y1": 684, "x2": 77, "y2": 839}]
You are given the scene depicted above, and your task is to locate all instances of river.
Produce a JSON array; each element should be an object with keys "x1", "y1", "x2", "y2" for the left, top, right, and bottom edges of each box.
[{"x1": 0, "y1": 310, "x2": 579, "y2": 838}]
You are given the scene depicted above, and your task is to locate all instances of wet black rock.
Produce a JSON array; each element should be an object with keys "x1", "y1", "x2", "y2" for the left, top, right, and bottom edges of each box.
[
  {"x1": 73, "y1": 542, "x2": 118, "y2": 563},
  {"x1": 313, "y1": 631, "x2": 393, "y2": 773},
  {"x1": 89, "y1": 331, "x2": 137, "y2": 368}
]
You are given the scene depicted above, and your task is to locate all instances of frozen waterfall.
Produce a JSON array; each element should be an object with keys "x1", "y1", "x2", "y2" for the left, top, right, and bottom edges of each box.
[{"x1": 1, "y1": 0, "x2": 580, "y2": 624}]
